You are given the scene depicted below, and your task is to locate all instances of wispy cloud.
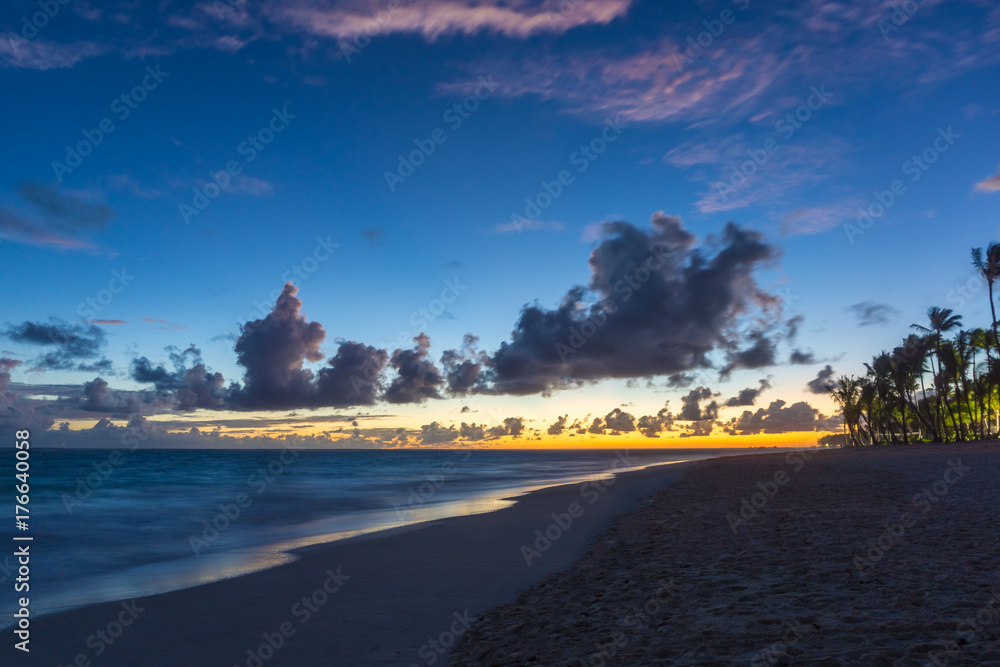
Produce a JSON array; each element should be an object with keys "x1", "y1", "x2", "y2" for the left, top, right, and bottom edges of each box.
[
  {"x1": 224, "y1": 175, "x2": 274, "y2": 196},
  {"x1": 449, "y1": 0, "x2": 998, "y2": 127},
  {"x1": 494, "y1": 219, "x2": 565, "y2": 234},
  {"x1": 975, "y1": 164, "x2": 1000, "y2": 192},
  {"x1": 0, "y1": 38, "x2": 108, "y2": 70},
  {"x1": 141, "y1": 318, "x2": 189, "y2": 332},
  {"x1": 271, "y1": 0, "x2": 636, "y2": 41},
  {"x1": 0, "y1": 182, "x2": 112, "y2": 252}
]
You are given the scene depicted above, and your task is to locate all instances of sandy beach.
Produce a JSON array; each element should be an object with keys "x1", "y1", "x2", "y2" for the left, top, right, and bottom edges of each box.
[
  {"x1": 2, "y1": 453, "x2": 696, "y2": 667},
  {"x1": 450, "y1": 444, "x2": 1000, "y2": 666},
  {"x1": 8, "y1": 444, "x2": 1000, "y2": 666}
]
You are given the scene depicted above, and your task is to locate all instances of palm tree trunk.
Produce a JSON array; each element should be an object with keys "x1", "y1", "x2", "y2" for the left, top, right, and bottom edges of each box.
[
  {"x1": 899, "y1": 393, "x2": 909, "y2": 444},
  {"x1": 918, "y1": 373, "x2": 939, "y2": 441},
  {"x1": 990, "y1": 280, "x2": 1000, "y2": 361}
]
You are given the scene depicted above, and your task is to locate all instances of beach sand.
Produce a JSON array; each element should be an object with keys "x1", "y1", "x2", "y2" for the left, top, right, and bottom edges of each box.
[
  {"x1": 10, "y1": 444, "x2": 1000, "y2": 667},
  {"x1": 449, "y1": 443, "x2": 1000, "y2": 666},
  {"x1": 3, "y1": 453, "x2": 695, "y2": 667}
]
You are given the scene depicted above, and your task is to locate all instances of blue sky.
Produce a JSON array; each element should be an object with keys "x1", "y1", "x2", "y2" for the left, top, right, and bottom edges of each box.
[{"x1": 1, "y1": 0, "x2": 999, "y2": 447}]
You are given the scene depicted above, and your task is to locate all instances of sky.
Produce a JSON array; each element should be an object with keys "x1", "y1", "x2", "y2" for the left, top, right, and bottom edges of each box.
[{"x1": 1, "y1": 0, "x2": 999, "y2": 448}]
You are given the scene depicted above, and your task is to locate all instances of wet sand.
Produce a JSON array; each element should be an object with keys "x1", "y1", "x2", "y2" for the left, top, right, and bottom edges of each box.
[{"x1": 2, "y1": 452, "x2": 695, "y2": 666}]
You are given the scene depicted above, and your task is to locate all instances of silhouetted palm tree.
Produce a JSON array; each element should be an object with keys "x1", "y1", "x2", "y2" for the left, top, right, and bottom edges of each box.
[
  {"x1": 913, "y1": 307, "x2": 963, "y2": 441},
  {"x1": 972, "y1": 243, "x2": 1000, "y2": 359},
  {"x1": 829, "y1": 376, "x2": 862, "y2": 446}
]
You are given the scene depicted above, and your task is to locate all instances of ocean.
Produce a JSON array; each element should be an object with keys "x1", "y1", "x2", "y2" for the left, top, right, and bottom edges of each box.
[{"x1": 1, "y1": 447, "x2": 755, "y2": 618}]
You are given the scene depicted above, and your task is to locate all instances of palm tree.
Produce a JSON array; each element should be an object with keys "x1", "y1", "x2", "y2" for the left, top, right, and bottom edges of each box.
[
  {"x1": 897, "y1": 333, "x2": 939, "y2": 441},
  {"x1": 889, "y1": 341, "x2": 924, "y2": 444},
  {"x1": 941, "y1": 335, "x2": 970, "y2": 440},
  {"x1": 859, "y1": 377, "x2": 879, "y2": 444},
  {"x1": 866, "y1": 352, "x2": 900, "y2": 444},
  {"x1": 829, "y1": 376, "x2": 862, "y2": 446},
  {"x1": 972, "y1": 243, "x2": 1000, "y2": 359},
  {"x1": 968, "y1": 328, "x2": 988, "y2": 439},
  {"x1": 912, "y1": 307, "x2": 963, "y2": 441}
]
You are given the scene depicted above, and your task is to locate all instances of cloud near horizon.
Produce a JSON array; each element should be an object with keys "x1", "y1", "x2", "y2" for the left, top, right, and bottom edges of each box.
[
  {"x1": 482, "y1": 213, "x2": 788, "y2": 395},
  {"x1": 0, "y1": 213, "x2": 839, "y2": 441}
]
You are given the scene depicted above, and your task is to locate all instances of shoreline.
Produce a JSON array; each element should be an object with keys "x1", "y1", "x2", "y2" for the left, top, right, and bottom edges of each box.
[
  {"x1": 10, "y1": 449, "x2": 748, "y2": 624},
  {"x1": 3, "y1": 449, "x2": 755, "y2": 666},
  {"x1": 449, "y1": 442, "x2": 1000, "y2": 666}
]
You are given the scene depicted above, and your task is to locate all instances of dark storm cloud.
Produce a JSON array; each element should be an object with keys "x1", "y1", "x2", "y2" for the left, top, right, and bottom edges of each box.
[
  {"x1": 547, "y1": 414, "x2": 568, "y2": 435},
  {"x1": 419, "y1": 421, "x2": 457, "y2": 445},
  {"x1": 789, "y1": 349, "x2": 816, "y2": 365},
  {"x1": 384, "y1": 333, "x2": 445, "y2": 404},
  {"x1": 806, "y1": 365, "x2": 837, "y2": 394},
  {"x1": 441, "y1": 334, "x2": 487, "y2": 395},
  {"x1": 227, "y1": 283, "x2": 391, "y2": 410},
  {"x1": 724, "y1": 399, "x2": 841, "y2": 435},
  {"x1": 315, "y1": 342, "x2": 389, "y2": 407},
  {"x1": 667, "y1": 372, "x2": 696, "y2": 388},
  {"x1": 603, "y1": 407, "x2": 636, "y2": 433},
  {"x1": 0, "y1": 358, "x2": 44, "y2": 432},
  {"x1": 678, "y1": 386, "x2": 718, "y2": 422},
  {"x1": 681, "y1": 421, "x2": 714, "y2": 438},
  {"x1": 79, "y1": 377, "x2": 145, "y2": 414},
  {"x1": 488, "y1": 417, "x2": 525, "y2": 438},
  {"x1": 637, "y1": 404, "x2": 674, "y2": 438},
  {"x1": 484, "y1": 214, "x2": 782, "y2": 395},
  {"x1": 228, "y1": 283, "x2": 326, "y2": 409},
  {"x1": 460, "y1": 422, "x2": 486, "y2": 440},
  {"x1": 720, "y1": 332, "x2": 778, "y2": 379},
  {"x1": 3, "y1": 319, "x2": 112, "y2": 372},
  {"x1": 786, "y1": 315, "x2": 803, "y2": 339},
  {"x1": 724, "y1": 378, "x2": 772, "y2": 407},
  {"x1": 847, "y1": 302, "x2": 899, "y2": 327}
]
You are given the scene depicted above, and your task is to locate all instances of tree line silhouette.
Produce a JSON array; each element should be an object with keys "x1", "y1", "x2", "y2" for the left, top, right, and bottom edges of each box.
[{"x1": 828, "y1": 243, "x2": 1000, "y2": 446}]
